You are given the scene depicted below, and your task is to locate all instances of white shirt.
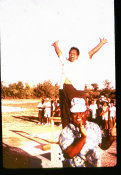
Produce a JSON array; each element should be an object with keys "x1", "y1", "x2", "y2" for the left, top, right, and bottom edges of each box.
[
  {"x1": 37, "y1": 103, "x2": 44, "y2": 111},
  {"x1": 44, "y1": 101, "x2": 51, "y2": 117},
  {"x1": 109, "y1": 106, "x2": 116, "y2": 117},
  {"x1": 59, "y1": 53, "x2": 92, "y2": 90},
  {"x1": 90, "y1": 104, "x2": 98, "y2": 118}
]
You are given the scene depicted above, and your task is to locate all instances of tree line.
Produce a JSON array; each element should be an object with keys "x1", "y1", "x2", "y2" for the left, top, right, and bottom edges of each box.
[
  {"x1": 1, "y1": 80, "x2": 115, "y2": 100},
  {"x1": 1, "y1": 80, "x2": 59, "y2": 99}
]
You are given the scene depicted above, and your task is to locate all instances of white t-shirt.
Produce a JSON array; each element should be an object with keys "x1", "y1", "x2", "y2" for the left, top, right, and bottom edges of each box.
[
  {"x1": 37, "y1": 103, "x2": 44, "y2": 111},
  {"x1": 109, "y1": 106, "x2": 116, "y2": 117},
  {"x1": 59, "y1": 53, "x2": 92, "y2": 90},
  {"x1": 90, "y1": 104, "x2": 98, "y2": 119},
  {"x1": 102, "y1": 106, "x2": 109, "y2": 120},
  {"x1": 44, "y1": 101, "x2": 51, "y2": 117}
]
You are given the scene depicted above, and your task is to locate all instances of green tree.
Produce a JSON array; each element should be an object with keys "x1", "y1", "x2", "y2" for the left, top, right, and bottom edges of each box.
[
  {"x1": 91, "y1": 83, "x2": 99, "y2": 91},
  {"x1": 109, "y1": 90, "x2": 116, "y2": 99},
  {"x1": 16, "y1": 81, "x2": 25, "y2": 98},
  {"x1": 101, "y1": 80, "x2": 113, "y2": 98},
  {"x1": 8, "y1": 83, "x2": 18, "y2": 98},
  {"x1": 42, "y1": 80, "x2": 55, "y2": 98},
  {"x1": 33, "y1": 83, "x2": 44, "y2": 98},
  {"x1": 92, "y1": 91, "x2": 100, "y2": 99},
  {"x1": 54, "y1": 83, "x2": 59, "y2": 98},
  {"x1": 1, "y1": 81, "x2": 7, "y2": 99},
  {"x1": 24, "y1": 83, "x2": 32, "y2": 98},
  {"x1": 103, "y1": 79, "x2": 112, "y2": 90},
  {"x1": 33, "y1": 81, "x2": 59, "y2": 99}
]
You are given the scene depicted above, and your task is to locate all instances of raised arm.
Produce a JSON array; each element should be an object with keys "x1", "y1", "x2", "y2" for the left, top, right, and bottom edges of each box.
[
  {"x1": 88, "y1": 38, "x2": 108, "y2": 59},
  {"x1": 99, "y1": 126, "x2": 116, "y2": 150},
  {"x1": 52, "y1": 40, "x2": 62, "y2": 58}
]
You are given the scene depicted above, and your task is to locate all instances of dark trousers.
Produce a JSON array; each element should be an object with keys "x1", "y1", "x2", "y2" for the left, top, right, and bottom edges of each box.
[
  {"x1": 38, "y1": 109, "x2": 44, "y2": 123},
  {"x1": 59, "y1": 84, "x2": 86, "y2": 129}
]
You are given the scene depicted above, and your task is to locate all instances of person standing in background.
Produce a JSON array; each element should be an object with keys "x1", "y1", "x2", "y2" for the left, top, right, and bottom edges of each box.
[
  {"x1": 37, "y1": 99, "x2": 45, "y2": 125},
  {"x1": 89, "y1": 99, "x2": 98, "y2": 122},
  {"x1": 101, "y1": 101, "x2": 109, "y2": 130},
  {"x1": 109, "y1": 100, "x2": 116, "y2": 129},
  {"x1": 51, "y1": 98, "x2": 57, "y2": 117},
  {"x1": 44, "y1": 98, "x2": 51, "y2": 125}
]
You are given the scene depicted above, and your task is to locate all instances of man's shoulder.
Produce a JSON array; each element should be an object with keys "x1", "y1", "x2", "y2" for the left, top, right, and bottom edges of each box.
[
  {"x1": 63, "y1": 123, "x2": 75, "y2": 130},
  {"x1": 61, "y1": 123, "x2": 75, "y2": 134},
  {"x1": 59, "y1": 124, "x2": 75, "y2": 141}
]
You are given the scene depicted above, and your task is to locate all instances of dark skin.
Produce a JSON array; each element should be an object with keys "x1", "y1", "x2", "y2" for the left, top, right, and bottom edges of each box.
[
  {"x1": 52, "y1": 39, "x2": 108, "y2": 84},
  {"x1": 52, "y1": 38, "x2": 108, "y2": 60},
  {"x1": 63, "y1": 112, "x2": 116, "y2": 159}
]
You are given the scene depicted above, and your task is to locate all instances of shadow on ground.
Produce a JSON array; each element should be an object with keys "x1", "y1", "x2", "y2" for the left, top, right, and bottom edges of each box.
[
  {"x1": 2, "y1": 143, "x2": 43, "y2": 168},
  {"x1": 10, "y1": 130, "x2": 57, "y2": 144},
  {"x1": 12, "y1": 115, "x2": 39, "y2": 124},
  {"x1": 12, "y1": 115, "x2": 60, "y2": 126}
]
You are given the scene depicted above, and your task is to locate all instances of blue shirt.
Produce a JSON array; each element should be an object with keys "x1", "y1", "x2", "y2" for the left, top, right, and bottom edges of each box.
[{"x1": 59, "y1": 121, "x2": 102, "y2": 167}]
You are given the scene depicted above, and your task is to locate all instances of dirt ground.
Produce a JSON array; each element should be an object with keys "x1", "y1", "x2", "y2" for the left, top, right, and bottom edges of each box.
[{"x1": 2, "y1": 99, "x2": 117, "y2": 169}]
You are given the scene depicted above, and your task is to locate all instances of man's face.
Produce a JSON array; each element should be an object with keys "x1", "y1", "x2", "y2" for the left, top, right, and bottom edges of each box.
[
  {"x1": 69, "y1": 49, "x2": 79, "y2": 62},
  {"x1": 111, "y1": 102, "x2": 114, "y2": 107},
  {"x1": 92, "y1": 100, "x2": 94, "y2": 104},
  {"x1": 104, "y1": 102, "x2": 107, "y2": 106},
  {"x1": 71, "y1": 112, "x2": 87, "y2": 127}
]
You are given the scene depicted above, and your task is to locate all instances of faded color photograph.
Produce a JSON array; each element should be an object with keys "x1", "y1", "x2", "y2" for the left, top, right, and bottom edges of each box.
[{"x1": 1, "y1": 0, "x2": 116, "y2": 169}]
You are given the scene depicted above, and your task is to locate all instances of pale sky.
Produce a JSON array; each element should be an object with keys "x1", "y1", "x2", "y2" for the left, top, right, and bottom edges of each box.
[{"x1": 1, "y1": 0, "x2": 115, "y2": 89}]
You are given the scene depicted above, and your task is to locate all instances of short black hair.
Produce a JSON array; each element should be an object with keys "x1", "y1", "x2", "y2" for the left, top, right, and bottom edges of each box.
[
  {"x1": 69, "y1": 47, "x2": 80, "y2": 56},
  {"x1": 111, "y1": 100, "x2": 114, "y2": 104}
]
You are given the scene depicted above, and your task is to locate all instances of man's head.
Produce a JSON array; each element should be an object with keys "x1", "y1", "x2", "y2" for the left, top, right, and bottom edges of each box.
[
  {"x1": 110, "y1": 100, "x2": 114, "y2": 107},
  {"x1": 103, "y1": 101, "x2": 108, "y2": 106},
  {"x1": 69, "y1": 47, "x2": 80, "y2": 62},
  {"x1": 70, "y1": 98, "x2": 87, "y2": 127},
  {"x1": 91, "y1": 100, "x2": 96, "y2": 105},
  {"x1": 46, "y1": 98, "x2": 49, "y2": 102}
]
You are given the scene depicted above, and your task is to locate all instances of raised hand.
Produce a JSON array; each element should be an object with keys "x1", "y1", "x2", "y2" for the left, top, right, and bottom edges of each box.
[
  {"x1": 79, "y1": 122, "x2": 87, "y2": 138},
  {"x1": 88, "y1": 37, "x2": 108, "y2": 59},
  {"x1": 51, "y1": 40, "x2": 62, "y2": 57},
  {"x1": 99, "y1": 38, "x2": 108, "y2": 45},
  {"x1": 51, "y1": 40, "x2": 59, "y2": 47}
]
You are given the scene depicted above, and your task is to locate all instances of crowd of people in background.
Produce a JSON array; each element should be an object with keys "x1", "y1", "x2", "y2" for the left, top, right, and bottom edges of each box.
[
  {"x1": 86, "y1": 95, "x2": 116, "y2": 135},
  {"x1": 37, "y1": 95, "x2": 116, "y2": 135},
  {"x1": 37, "y1": 98, "x2": 61, "y2": 125}
]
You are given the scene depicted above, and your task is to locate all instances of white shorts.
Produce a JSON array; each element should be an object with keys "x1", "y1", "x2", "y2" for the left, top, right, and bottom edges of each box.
[
  {"x1": 110, "y1": 116, "x2": 115, "y2": 119},
  {"x1": 102, "y1": 115, "x2": 108, "y2": 121},
  {"x1": 44, "y1": 109, "x2": 51, "y2": 118},
  {"x1": 92, "y1": 114, "x2": 97, "y2": 119}
]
